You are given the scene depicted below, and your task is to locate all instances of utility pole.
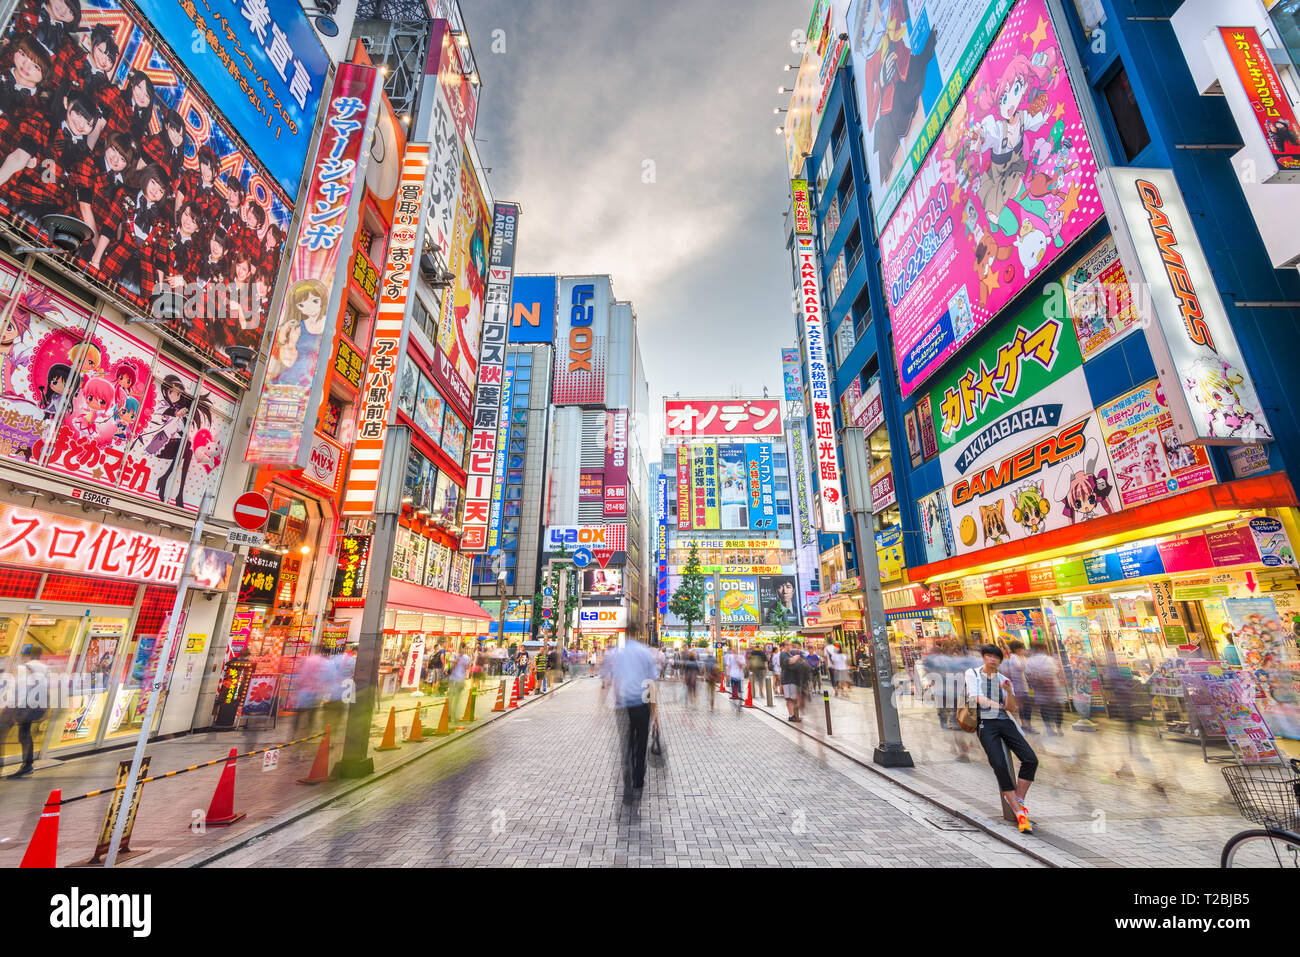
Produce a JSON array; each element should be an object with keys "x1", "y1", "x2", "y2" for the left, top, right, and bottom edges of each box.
[{"x1": 840, "y1": 426, "x2": 913, "y2": 768}]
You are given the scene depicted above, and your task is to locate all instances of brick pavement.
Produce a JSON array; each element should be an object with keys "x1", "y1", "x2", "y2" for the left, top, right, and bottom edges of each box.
[
  {"x1": 209, "y1": 676, "x2": 1042, "y2": 868},
  {"x1": 746, "y1": 680, "x2": 1297, "y2": 867}
]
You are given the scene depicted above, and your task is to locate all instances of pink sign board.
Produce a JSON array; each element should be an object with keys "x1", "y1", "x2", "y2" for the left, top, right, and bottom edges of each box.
[
  {"x1": 1205, "y1": 526, "x2": 1260, "y2": 567},
  {"x1": 1157, "y1": 533, "x2": 1213, "y2": 573},
  {"x1": 879, "y1": 0, "x2": 1104, "y2": 397}
]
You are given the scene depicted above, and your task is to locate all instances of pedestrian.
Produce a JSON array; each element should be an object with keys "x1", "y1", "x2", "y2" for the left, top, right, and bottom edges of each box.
[
  {"x1": 965, "y1": 644, "x2": 1038, "y2": 833},
  {"x1": 747, "y1": 644, "x2": 766, "y2": 702},
  {"x1": 448, "y1": 643, "x2": 471, "y2": 716},
  {"x1": 545, "y1": 644, "x2": 560, "y2": 687},
  {"x1": 683, "y1": 649, "x2": 700, "y2": 707},
  {"x1": 771, "y1": 643, "x2": 782, "y2": 697},
  {"x1": 829, "y1": 644, "x2": 849, "y2": 697},
  {"x1": 1025, "y1": 644, "x2": 1065, "y2": 735},
  {"x1": 429, "y1": 643, "x2": 447, "y2": 691},
  {"x1": 607, "y1": 636, "x2": 658, "y2": 803},
  {"x1": 724, "y1": 643, "x2": 744, "y2": 704},
  {"x1": 703, "y1": 651, "x2": 721, "y2": 711},
  {"x1": 807, "y1": 645, "x2": 822, "y2": 692},
  {"x1": 1000, "y1": 640, "x2": 1036, "y2": 733},
  {"x1": 779, "y1": 641, "x2": 801, "y2": 721},
  {"x1": 922, "y1": 641, "x2": 952, "y2": 728},
  {"x1": 1, "y1": 648, "x2": 48, "y2": 777},
  {"x1": 515, "y1": 646, "x2": 530, "y2": 683}
]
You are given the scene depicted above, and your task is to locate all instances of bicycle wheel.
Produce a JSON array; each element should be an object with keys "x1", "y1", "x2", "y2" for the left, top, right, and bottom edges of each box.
[{"x1": 1221, "y1": 828, "x2": 1300, "y2": 868}]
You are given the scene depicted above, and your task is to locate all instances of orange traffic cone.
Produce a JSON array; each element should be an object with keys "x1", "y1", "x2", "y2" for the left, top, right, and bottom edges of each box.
[
  {"x1": 376, "y1": 706, "x2": 400, "y2": 750},
  {"x1": 719, "y1": 670, "x2": 727, "y2": 694},
  {"x1": 492, "y1": 680, "x2": 506, "y2": 712},
  {"x1": 745, "y1": 680, "x2": 755, "y2": 708},
  {"x1": 205, "y1": 749, "x2": 247, "y2": 827},
  {"x1": 508, "y1": 677, "x2": 520, "y2": 709},
  {"x1": 19, "y1": 790, "x2": 61, "y2": 868},
  {"x1": 461, "y1": 686, "x2": 476, "y2": 723},
  {"x1": 526, "y1": 669, "x2": 535, "y2": 694},
  {"x1": 297, "y1": 726, "x2": 332, "y2": 784},
  {"x1": 406, "y1": 706, "x2": 425, "y2": 742},
  {"x1": 433, "y1": 698, "x2": 451, "y2": 735}
]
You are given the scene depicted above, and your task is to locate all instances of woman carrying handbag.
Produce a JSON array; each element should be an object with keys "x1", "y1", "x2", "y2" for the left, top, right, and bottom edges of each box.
[{"x1": 961, "y1": 644, "x2": 1039, "y2": 833}]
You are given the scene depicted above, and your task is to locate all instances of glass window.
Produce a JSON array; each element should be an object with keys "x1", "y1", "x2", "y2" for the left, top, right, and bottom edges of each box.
[
  {"x1": 1104, "y1": 65, "x2": 1151, "y2": 161},
  {"x1": 505, "y1": 502, "x2": 521, "y2": 517},
  {"x1": 440, "y1": 413, "x2": 467, "y2": 465},
  {"x1": 514, "y1": 366, "x2": 531, "y2": 380},
  {"x1": 514, "y1": 352, "x2": 532, "y2": 366},
  {"x1": 508, "y1": 470, "x2": 523, "y2": 484},
  {"x1": 773, "y1": 453, "x2": 787, "y2": 469}
]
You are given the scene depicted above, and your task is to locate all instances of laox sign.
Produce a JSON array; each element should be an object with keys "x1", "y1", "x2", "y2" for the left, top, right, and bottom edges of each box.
[
  {"x1": 546, "y1": 525, "x2": 627, "y2": 551},
  {"x1": 568, "y1": 283, "x2": 595, "y2": 372}
]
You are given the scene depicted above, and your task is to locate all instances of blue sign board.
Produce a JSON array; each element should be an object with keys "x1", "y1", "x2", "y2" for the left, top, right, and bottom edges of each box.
[
  {"x1": 573, "y1": 547, "x2": 593, "y2": 568},
  {"x1": 509, "y1": 275, "x2": 558, "y2": 343},
  {"x1": 142, "y1": 0, "x2": 330, "y2": 199},
  {"x1": 746, "y1": 443, "x2": 776, "y2": 531},
  {"x1": 1085, "y1": 545, "x2": 1165, "y2": 585}
]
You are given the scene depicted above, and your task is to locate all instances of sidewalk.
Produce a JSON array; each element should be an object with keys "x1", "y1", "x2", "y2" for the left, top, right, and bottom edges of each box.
[
  {"x1": 0, "y1": 674, "x2": 545, "y2": 868},
  {"x1": 741, "y1": 680, "x2": 1273, "y2": 867}
]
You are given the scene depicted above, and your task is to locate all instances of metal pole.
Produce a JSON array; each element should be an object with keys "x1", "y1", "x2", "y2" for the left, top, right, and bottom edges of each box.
[
  {"x1": 105, "y1": 491, "x2": 214, "y2": 867},
  {"x1": 840, "y1": 427, "x2": 913, "y2": 768},
  {"x1": 823, "y1": 689, "x2": 833, "y2": 735}
]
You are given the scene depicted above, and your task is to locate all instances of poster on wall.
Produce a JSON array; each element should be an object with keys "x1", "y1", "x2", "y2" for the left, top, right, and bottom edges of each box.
[
  {"x1": 1222, "y1": 596, "x2": 1300, "y2": 741},
  {"x1": 437, "y1": 153, "x2": 492, "y2": 390},
  {"x1": 745, "y1": 443, "x2": 776, "y2": 531},
  {"x1": 918, "y1": 489, "x2": 956, "y2": 564},
  {"x1": 1096, "y1": 380, "x2": 1216, "y2": 508},
  {"x1": 690, "y1": 444, "x2": 719, "y2": 531},
  {"x1": 718, "y1": 444, "x2": 748, "y2": 530},
  {"x1": 879, "y1": 0, "x2": 1104, "y2": 398},
  {"x1": 759, "y1": 575, "x2": 801, "y2": 627},
  {"x1": 782, "y1": 348, "x2": 804, "y2": 401},
  {"x1": 707, "y1": 576, "x2": 760, "y2": 625},
  {"x1": 1063, "y1": 237, "x2": 1142, "y2": 360}
]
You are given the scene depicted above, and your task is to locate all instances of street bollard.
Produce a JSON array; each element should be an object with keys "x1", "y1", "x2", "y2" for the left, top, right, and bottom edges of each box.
[
  {"x1": 823, "y1": 690, "x2": 832, "y2": 736},
  {"x1": 765, "y1": 675, "x2": 774, "y2": 708}
]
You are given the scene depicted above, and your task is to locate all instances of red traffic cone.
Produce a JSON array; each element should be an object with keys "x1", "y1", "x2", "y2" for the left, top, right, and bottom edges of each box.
[
  {"x1": 20, "y1": 790, "x2": 61, "y2": 868},
  {"x1": 205, "y1": 749, "x2": 247, "y2": 827},
  {"x1": 376, "y1": 706, "x2": 400, "y2": 751},
  {"x1": 744, "y1": 680, "x2": 754, "y2": 708},
  {"x1": 526, "y1": 669, "x2": 535, "y2": 694},
  {"x1": 406, "y1": 706, "x2": 425, "y2": 742},
  {"x1": 491, "y1": 680, "x2": 506, "y2": 712},
  {"x1": 719, "y1": 670, "x2": 727, "y2": 694},
  {"x1": 508, "y1": 677, "x2": 520, "y2": 709},
  {"x1": 433, "y1": 698, "x2": 452, "y2": 736},
  {"x1": 297, "y1": 726, "x2": 332, "y2": 784}
]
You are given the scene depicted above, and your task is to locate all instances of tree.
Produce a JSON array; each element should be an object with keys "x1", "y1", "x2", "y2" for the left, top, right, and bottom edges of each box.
[
  {"x1": 769, "y1": 600, "x2": 794, "y2": 643},
  {"x1": 669, "y1": 541, "x2": 708, "y2": 645},
  {"x1": 531, "y1": 591, "x2": 544, "y2": 638}
]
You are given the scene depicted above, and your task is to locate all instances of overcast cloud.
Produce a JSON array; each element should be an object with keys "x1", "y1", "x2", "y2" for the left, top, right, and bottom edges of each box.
[{"x1": 460, "y1": 0, "x2": 807, "y2": 442}]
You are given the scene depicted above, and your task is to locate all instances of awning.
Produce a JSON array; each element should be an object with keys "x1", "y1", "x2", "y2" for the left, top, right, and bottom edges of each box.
[
  {"x1": 798, "y1": 622, "x2": 840, "y2": 636},
  {"x1": 385, "y1": 580, "x2": 493, "y2": 621}
]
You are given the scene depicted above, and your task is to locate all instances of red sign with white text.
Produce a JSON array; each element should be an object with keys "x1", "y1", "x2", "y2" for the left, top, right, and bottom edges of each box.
[
  {"x1": 1220, "y1": 26, "x2": 1300, "y2": 171},
  {"x1": 663, "y1": 399, "x2": 783, "y2": 438}
]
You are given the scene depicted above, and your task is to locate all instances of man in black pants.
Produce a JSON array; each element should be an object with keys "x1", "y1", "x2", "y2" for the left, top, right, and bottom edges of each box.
[{"x1": 607, "y1": 637, "x2": 658, "y2": 803}]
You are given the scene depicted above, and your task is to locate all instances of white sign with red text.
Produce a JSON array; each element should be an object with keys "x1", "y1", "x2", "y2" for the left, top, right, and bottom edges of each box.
[{"x1": 794, "y1": 233, "x2": 845, "y2": 531}]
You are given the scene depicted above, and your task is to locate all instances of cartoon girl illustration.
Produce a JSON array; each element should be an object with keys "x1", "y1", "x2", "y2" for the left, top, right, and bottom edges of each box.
[
  {"x1": 1185, "y1": 356, "x2": 1272, "y2": 441},
  {"x1": 67, "y1": 374, "x2": 113, "y2": 439},
  {"x1": 171, "y1": 391, "x2": 214, "y2": 509},
  {"x1": 980, "y1": 500, "x2": 1009, "y2": 546},
  {"x1": 972, "y1": 49, "x2": 1060, "y2": 242},
  {"x1": 450, "y1": 228, "x2": 487, "y2": 374},
  {"x1": 111, "y1": 394, "x2": 138, "y2": 444},
  {"x1": 0, "y1": 302, "x2": 32, "y2": 396},
  {"x1": 134, "y1": 374, "x2": 190, "y2": 499},
  {"x1": 187, "y1": 427, "x2": 222, "y2": 474},
  {"x1": 1058, "y1": 465, "x2": 1115, "y2": 523},
  {"x1": 37, "y1": 361, "x2": 68, "y2": 418},
  {"x1": 1010, "y1": 482, "x2": 1050, "y2": 536},
  {"x1": 265, "y1": 278, "x2": 328, "y2": 383},
  {"x1": 964, "y1": 197, "x2": 1013, "y2": 309}
]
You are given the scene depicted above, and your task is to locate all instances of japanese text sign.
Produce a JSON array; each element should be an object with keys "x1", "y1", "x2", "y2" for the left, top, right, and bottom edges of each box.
[
  {"x1": 663, "y1": 399, "x2": 782, "y2": 438},
  {"x1": 794, "y1": 232, "x2": 844, "y2": 531}
]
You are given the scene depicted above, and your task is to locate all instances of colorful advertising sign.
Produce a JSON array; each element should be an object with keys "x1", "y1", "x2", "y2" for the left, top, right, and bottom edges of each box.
[
  {"x1": 604, "y1": 409, "x2": 628, "y2": 518},
  {"x1": 1099, "y1": 167, "x2": 1273, "y2": 446},
  {"x1": 424, "y1": 74, "x2": 463, "y2": 261},
  {"x1": 785, "y1": 1, "x2": 851, "y2": 176},
  {"x1": 758, "y1": 575, "x2": 802, "y2": 627},
  {"x1": 663, "y1": 398, "x2": 783, "y2": 438},
  {"x1": 247, "y1": 64, "x2": 379, "y2": 466},
  {"x1": 691, "y1": 443, "x2": 720, "y2": 531},
  {"x1": 580, "y1": 471, "x2": 605, "y2": 502},
  {"x1": 554, "y1": 277, "x2": 608, "y2": 405},
  {"x1": 927, "y1": 293, "x2": 1088, "y2": 484},
  {"x1": 0, "y1": 0, "x2": 300, "y2": 367},
  {"x1": 706, "y1": 576, "x2": 760, "y2": 625},
  {"x1": 918, "y1": 489, "x2": 956, "y2": 564},
  {"x1": 946, "y1": 413, "x2": 1117, "y2": 558},
  {"x1": 877, "y1": 526, "x2": 904, "y2": 583},
  {"x1": 342, "y1": 144, "x2": 430, "y2": 516},
  {"x1": 544, "y1": 524, "x2": 627, "y2": 552},
  {"x1": 331, "y1": 535, "x2": 370, "y2": 606},
  {"x1": 782, "y1": 348, "x2": 804, "y2": 401},
  {"x1": 718, "y1": 443, "x2": 748, "y2": 530},
  {"x1": 848, "y1": 0, "x2": 1016, "y2": 224},
  {"x1": 869, "y1": 458, "x2": 896, "y2": 512},
  {"x1": 1220, "y1": 26, "x2": 1300, "y2": 173},
  {"x1": 676, "y1": 443, "x2": 692, "y2": 531},
  {"x1": 1096, "y1": 379, "x2": 1216, "y2": 509},
  {"x1": 1224, "y1": 596, "x2": 1300, "y2": 740},
  {"x1": 438, "y1": 151, "x2": 492, "y2": 391},
  {"x1": 851, "y1": 379, "x2": 884, "y2": 432},
  {"x1": 488, "y1": 364, "x2": 514, "y2": 548},
  {"x1": 462, "y1": 200, "x2": 518, "y2": 551},
  {"x1": 1063, "y1": 237, "x2": 1142, "y2": 360},
  {"x1": 746, "y1": 443, "x2": 776, "y2": 531},
  {"x1": 880, "y1": 0, "x2": 1104, "y2": 397},
  {"x1": 509, "y1": 275, "x2": 557, "y2": 343},
  {"x1": 790, "y1": 178, "x2": 813, "y2": 236},
  {"x1": 794, "y1": 233, "x2": 845, "y2": 531},
  {"x1": 789, "y1": 426, "x2": 813, "y2": 544},
  {"x1": 428, "y1": 18, "x2": 478, "y2": 145}
]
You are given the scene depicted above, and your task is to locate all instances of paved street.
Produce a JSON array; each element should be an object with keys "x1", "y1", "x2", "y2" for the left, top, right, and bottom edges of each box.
[{"x1": 211, "y1": 677, "x2": 1041, "y2": 868}]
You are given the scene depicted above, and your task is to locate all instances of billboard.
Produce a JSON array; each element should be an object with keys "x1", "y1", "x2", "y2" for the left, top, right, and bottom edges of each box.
[
  {"x1": 582, "y1": 568, "x2": 622, "y2": 596},
  {"x1": 785, "y1": 0, "x2": 851, "y2": 176},
  {"x1": 918, "y1": 489, "x2": 956, "y2": 564},
  {"x1": 690, "y1": 443, "x2": 720, "y2": 531},
  {"x1": 423, "y1": 26, "x2": 463, "y2": 261},
  {"x1": 487, "y1": 364, "x2": 514, "y2": 548},
  {"x1": 849, "y1": 0, "x2": 1015, "y2": 224},
  {"x1": 1096, "y1": 380, "x2": 1216, "y2": 509},
  {"x1": 1063, "y1": 237, "x2": 1142, "y2": 360},
  {"x1": 604, "y1": 409, "x2": 628, "y2": 518},
  {"x1": 1219, "y1": 26, "x2": 1300, "y2": 175},
  {"x1": 438, "y1": 150, "x2": 492, "y2": 391},
  {"x1": 676, "y1": 443, "x2": 691, "y2": 531},
  {"x1": 782, "y1": 348, "x2": 804, "y2": 401},
  {"x1": 579, "y1": 471, "x2": 604, "y2": 502},
  {"x1": 554, "y1": 277, "x2": 609, "y2": 405},
  {"x1": 1098, "y1": 167, "x2": 1274, "y2": 446},
  {"x1": 509, "y1": 275, "x2": 557, "y2": 343},
  {"x1": 926, "y1": 291, "x2": 1089, "y2": 485},
  {"x1": 544, "y1": 524, "x2": 627, "y2": 551},
  {"x1": 758, "y1": 575, "x2": 802, "y2": 627},
  {"x1": 879, "y1": 0, "x2": 1104, "y2": 397},
  {"x1": 793, "y1": 232, "x2": 845, "y2": 531},
  {"x1": 718, "y1": 443, "x2": 748, "y2": 530},
  {"x1": 746, "y1": 443, "x2": 777, "y2": 532},
  {"x1": 342, "y1": 144, "x2": 430, "y2": 517},
  {"x1": 247, "y1": 64, "x2": 379, "y2": 466},
  {"x1": 706, "y1": 576, "x2": 760, "y2": 625},
  {"x1": 0, "y1": 0, "x2": 300, "y2": 367},
  {"x1": 663, "y1": 398, "x2": 783, "y2": 438}
]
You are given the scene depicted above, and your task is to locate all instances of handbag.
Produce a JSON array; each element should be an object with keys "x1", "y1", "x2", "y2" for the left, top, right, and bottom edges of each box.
[
  {"x1": 649, "y1": 721, "x2": 665, "y2": 767},
  {"x1": 955, "y1": 668, "x2": 978, "y2": 733}
]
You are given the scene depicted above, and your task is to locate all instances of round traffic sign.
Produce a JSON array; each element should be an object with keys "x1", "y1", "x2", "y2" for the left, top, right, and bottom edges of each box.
[
  {"x1": 572, "y1": 547, "x2": 593, "y2": 568},
  {"x1": 232, "y1": 491, "x2": 271, "y2": 531}
]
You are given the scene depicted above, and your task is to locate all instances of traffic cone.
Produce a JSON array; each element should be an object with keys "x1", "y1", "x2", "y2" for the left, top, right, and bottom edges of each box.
[
  {"x1": 297, "y1": 726, "x2": 332, "y2": 784},
  {"x1": 19, "y1": 790, "x2": 61, "y2": 868},
  {"x1": 375, "y1": 706, "x2": 400, "y2": 751},
  {"x1": 406, "y1": 706, "x2": 425, "y2": 742},
  {"x1": 461, "y1": 686, "x2": 476, "y2": 722},
  {"x1": 491, "y1": 680, "x2": 506, "y2": 712},
  {"x1": 744, "y1": 680, "x2": 754, "y2": 708},
  {"x1": 526, "y1": 669, "x2": 535, "y2": 694},
  {"x1": 508, "y1": 677, "x2": 520, "y2": 709},
  {"x1": 719, "y1": 671, "x2": 727, "y2": 694},
  {"x1": 433, "y1": 698, "x2": 451, "y2": 736},
  {"x1": 204, "y1": 749, "x2": 247, "y2": 827}
]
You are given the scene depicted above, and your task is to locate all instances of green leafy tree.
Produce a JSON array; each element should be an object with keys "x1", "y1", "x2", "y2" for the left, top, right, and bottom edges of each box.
[
  {"x1": 769, "y1": 600, "x2": 794, "y2": 643},
  {"x1": 669, "y1": 541, "x2": 708, "y2": 645},
  {"x1": 531, "y1": 591, "x2": 544, "y2": 638}
]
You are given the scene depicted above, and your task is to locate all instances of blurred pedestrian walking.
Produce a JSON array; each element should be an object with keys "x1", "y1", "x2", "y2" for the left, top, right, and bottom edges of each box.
[{"x1": 607, "y1": 636, "x2": 658, "y2": 803}]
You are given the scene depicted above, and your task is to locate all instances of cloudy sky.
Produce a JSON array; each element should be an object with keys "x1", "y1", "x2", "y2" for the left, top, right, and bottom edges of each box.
[{"x1": 460, "y1": 0, "x2": 807, "y2": 437}]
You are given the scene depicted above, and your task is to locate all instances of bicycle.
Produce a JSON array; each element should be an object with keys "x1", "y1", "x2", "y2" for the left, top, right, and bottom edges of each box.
[{"x1": 1220, "y1": 757, "x2": 1300, "y2": 867}]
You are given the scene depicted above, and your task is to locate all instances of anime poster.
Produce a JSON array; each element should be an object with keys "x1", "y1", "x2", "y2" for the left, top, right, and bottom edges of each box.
[
  {"x1": 1096, "y1": 380, "x2": 1215, "y2": 509},
  {"x1": 849, "y1": 0, "x2": 1016, "y2": 223},
  {"x1": 413, "y1": 371, "x2": 446, "y2": 443},
  {"x1": 440, "y1": 411, "x2": 466, "y2": 467},
  {"x1": 438, "y1": 153, "x2": 491, "y2": 390},
  {"x1": 946, "y1": 412, "x2": 1117, "y2": 558},
  {"x1": 1224, "y1": 596, "x2": 1300, "y2": 740},
  {"x1": 1184, "y1": 668, "x2": 1283, "y2": 760},
  {"x1": 1063, "y1": 237, "x2": 1142, "y2": 360},
  {"x1": 879, "y1": 0, "x2": 1104, "y2": 397},
  {"x1": 708, "y1": 576, "x2": 759, "y2": 625},
  {"x1": 717, "y1": 443, "x2": 748, "y2": 531},
  {"x1": 1053, "y1": 614, "x2": 1097, "y2": 717},
  {"x1": 0, "y1": 0, "x2": 293, "y2": 367},
  {"x1": 917, "y1": 489, "x2": 955, "y2": 563}
]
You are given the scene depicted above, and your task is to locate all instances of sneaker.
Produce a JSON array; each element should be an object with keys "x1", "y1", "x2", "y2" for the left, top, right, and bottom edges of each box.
[
  {"x1": 787, "y1": 715, "x2": 797, "y2": 722},
  {"x1": 1015, "y1": 805, "x2": 1032, "y2": 833}
]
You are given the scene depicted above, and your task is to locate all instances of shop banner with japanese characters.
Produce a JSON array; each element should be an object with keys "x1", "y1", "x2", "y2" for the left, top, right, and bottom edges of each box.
[
  {"x1": 1063, "y1": 237, "x2": 1142, "y2": 360},
  {"x1": 690, "y1": 443, "x2": 719, "y2": 531},
  {"x1": 745, "y1": 443, "x2": 776, "y2": 531},
  {"x1": 676, "y1": 443, "x2": 691, "y2": 532},
  {"x1": 331, "y1": 534, "x2": 370, "y2": 606},
  {"x1": 342, "y1": 143, "x2": 430, "y2": 516},
  {"x1": 880, "y1": 0, "x2": 1104, "y2": 398},
  {"x1": 782, "y1": 348, "x2": 804, "y2": 402},
  {"x1": 247, "y1": 63, "x2": 380, "y2": 466},
  {"x1": 462, "y1": 200, "x2": 519, "y2": 551},
  {"x1": 1096, "y1": 379, "x2": 1216, "y2": 508},
  {"x1": 663, "y1": 398, "x2": 782, "y2": 438},
  {"x1": 1218, "y1": 26, "x2": 1300, "y2": 175},
  {"x1": 657, "y1": 472, "x2": 669, "y2": 615},
  {"x1": 239, "y1": 548, "x2": 281, "y2": 604},
  {"x1": 604, "y1": 408, "x2": 628, "y2": 518},
  {"x1": 718, "y1": 443, "x2": 748, "y2": 530}
]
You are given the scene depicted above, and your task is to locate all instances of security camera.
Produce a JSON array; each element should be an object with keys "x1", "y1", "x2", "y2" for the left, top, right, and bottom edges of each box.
[
  {"x1": 225, "y1": 345, "x2": 256, "y2": 375},
  {"x1": 40, "y1": 213, "x2": 92, "y2": 252}
]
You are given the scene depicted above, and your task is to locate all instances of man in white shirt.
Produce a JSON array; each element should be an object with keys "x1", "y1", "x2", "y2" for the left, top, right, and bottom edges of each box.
[
  {"x1": 608, "y1": 637, "x2": 658, "y2": 801},
  {"x1": 723, "y1": 644, "x2": 745, "y2": 702}
]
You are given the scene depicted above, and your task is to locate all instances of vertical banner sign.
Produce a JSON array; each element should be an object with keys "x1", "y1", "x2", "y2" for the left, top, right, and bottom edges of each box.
[
  {"x1": 464, "y1": 201, "x2": 521, "y2": 551},
  {"x1": 247, "y1": 64, "x2": 380, "y2": 466},
  {"x1": 342, "y1": 143, "x2": 431, "y2": 515},
  {"x1": 691, "y1": 444, "x2": 708, "y2": 530},
  {"x1": 657, "y1": 473, "x2": 669, "y2": 615},
  {"x1": 676, "y1": 443, "x2": 692, "y2": 531},
  {"x1": 1218, "y1": 27, "x2": 1300, "y2": 174},
  {"x1": 793, "y1": 179, "x2": 845, "y2": 531},
  {"x1": 488, "y1": 364, "x2": 515, "y2": 549},
  {"x1": 1097, "y1": 168, "x2": 1274, "y2": 446},
  {"x1": 604, "y1": 410, "x2": 629, "y2": 517},
  {"x1": 782, "y1": 348, "x2": 804, "y2": 401},
  {"x1": 789, "y1": 426, "x2": 813, "y2": 545},
  {"x1": 747, "y1": 443, "x2": 776, "y2": 531},
  {"x1": 701, "y1": 444, "x2": 720, "y2": 530}
]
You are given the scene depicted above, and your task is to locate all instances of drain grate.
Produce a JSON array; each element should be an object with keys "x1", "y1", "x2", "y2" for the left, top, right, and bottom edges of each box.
[{"x1": 927, "y1": 816, "x2": 979, "y2": 832}]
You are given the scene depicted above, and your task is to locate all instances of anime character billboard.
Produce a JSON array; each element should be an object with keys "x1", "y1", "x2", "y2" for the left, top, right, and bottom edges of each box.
[
  {"x1": 438, "y1": 152, "x2": 490, "y2": 390},
  {"x1": 877, "y1": 0, "x2": 1104, "y2": 397}
]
